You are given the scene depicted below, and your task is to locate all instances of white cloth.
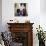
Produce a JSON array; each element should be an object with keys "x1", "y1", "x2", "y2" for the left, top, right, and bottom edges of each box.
[
  {"x1": 1, "y1": 40, "x2": 5, "y2": 46},
  {"x1": 0, "y1": 44, "x2": 2, "y2": 46}
]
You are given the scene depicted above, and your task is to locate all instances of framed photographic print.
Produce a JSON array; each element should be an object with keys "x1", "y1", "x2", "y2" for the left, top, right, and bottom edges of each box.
[{"x1": 14, "y1": 3, "x2": 28, "y2": 16}]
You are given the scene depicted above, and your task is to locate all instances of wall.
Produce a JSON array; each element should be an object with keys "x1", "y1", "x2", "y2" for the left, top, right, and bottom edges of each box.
[
  {"x1": 2, "y1": 0, "x2": 40, "y2": 31},
  {"x1": 2, "y1": 0, "x2": 46, "y2": 46},
  {"x1": 0, "y1": 0, "x2": 2, "y2": 32},
  {"x1": 40, "y1": 0, "x2": 46, "y2": 32}
]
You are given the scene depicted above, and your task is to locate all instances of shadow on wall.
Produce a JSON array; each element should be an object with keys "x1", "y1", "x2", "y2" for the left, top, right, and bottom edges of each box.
[
  {"x1": 0, "y1": 0, "x2": 2, "y2": 32},
  {"x1": 40, "y1": 0, "x2": 46, "y2": 13}
]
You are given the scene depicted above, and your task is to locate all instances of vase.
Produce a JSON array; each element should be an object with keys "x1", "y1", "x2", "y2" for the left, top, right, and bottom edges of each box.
[{"x1": 39, "y1": 40, "x2": 45, "y2": 46}]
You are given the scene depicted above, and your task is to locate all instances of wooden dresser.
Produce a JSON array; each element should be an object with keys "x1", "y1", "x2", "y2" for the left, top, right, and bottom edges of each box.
[{"x1": 7, "y1": 23, "x2": 34, "y2": 46}]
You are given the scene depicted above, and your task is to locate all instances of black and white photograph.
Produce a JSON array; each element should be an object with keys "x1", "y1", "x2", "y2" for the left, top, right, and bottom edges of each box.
[{"x1": 14, "y1": 3, "x2": 28, "y2": 16}]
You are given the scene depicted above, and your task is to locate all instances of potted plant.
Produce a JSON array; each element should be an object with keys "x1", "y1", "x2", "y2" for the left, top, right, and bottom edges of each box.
[{"x1": 36, "y1": 25, "x2": 45, "y2": 46}]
